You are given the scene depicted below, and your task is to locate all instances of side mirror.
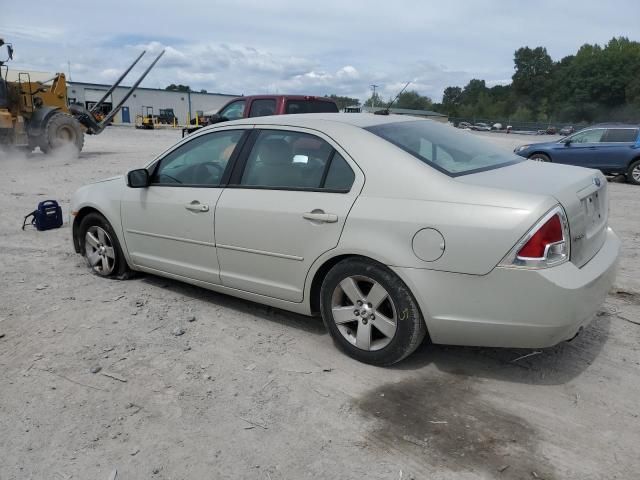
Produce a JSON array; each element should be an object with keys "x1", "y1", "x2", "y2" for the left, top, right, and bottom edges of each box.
[
  {"x1": 127, "y1": 168, "x2": 150, "y2": 188},
  {"x1": 7, "y1": 45, "x2": 13, "y2": 60},
  {"x1": 208, "y1": 113, "x2": 229, "y2": 124},
  {"x1": 564, "y1": 139, "x2": 572, "y2": 146}
]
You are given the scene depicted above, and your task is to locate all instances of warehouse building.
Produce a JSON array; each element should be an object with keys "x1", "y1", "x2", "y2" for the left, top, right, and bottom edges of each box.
[{"x1": 67, "y1": 81, "x2": 239, "y2": 125}]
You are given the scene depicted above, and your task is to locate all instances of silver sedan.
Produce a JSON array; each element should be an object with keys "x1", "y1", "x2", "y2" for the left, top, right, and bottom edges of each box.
[{"x1": 71, "y1": 114, "x2": 620, "y2": 365}]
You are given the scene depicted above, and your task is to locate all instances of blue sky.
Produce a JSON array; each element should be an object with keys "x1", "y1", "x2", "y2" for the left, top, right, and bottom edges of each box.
[{"x1": 2, "y1": 0, "x2": 639, "y2": 102}]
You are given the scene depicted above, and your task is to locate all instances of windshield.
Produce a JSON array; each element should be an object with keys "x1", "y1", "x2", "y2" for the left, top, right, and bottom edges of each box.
[{"x1": 366, "y1": 120, "x2": 522, "y2": 176}]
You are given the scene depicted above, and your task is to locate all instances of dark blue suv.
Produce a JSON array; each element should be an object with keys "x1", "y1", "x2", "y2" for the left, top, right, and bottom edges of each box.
[{"x1": 514, "y1": 124, "x2": 640, "y2": 185}]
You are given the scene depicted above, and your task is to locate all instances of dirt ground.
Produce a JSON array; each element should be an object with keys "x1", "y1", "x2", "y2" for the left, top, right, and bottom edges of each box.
[{"x1": 1, "y1": 126, "x2": 638, "y2": 480}]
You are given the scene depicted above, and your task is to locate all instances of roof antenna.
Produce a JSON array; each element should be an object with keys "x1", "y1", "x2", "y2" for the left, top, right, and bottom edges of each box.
[{"x1": 374, "y1": 81, "x2": 411, "y2": 115}]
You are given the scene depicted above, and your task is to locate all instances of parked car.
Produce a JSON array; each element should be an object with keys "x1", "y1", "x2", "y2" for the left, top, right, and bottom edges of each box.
[
  {"x1": 472, "y1": 122, "x2": 491, "y2": 131},
  {"x1": 492, "y1": 123, "x2": 503, "y2": 130},
  {"x1": 71, "y1": 114, "x2": 619, "y2": 365},
  {"x1": 514, "y1": 124, "x2": 640, "y2": 185},
  {"x1": 559, "y1": 125, "x2": 575, "y2": 136},
  {"x1": 183, "y1": 95, "x2": 340, "y2": 136},
  {"x1": 546, "y1": 126, "x2": 557, "y2": 135},
  {"x1": 457, "y1": 121, "x2": 472, "y2": 129}
]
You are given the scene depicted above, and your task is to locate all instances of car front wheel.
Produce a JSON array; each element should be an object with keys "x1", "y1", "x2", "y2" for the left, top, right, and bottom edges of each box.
[
  {"x1": 529, "y1": 153, "x2": 551, "y2": 162},
  {"x1": 320, "y1": 258, "x2": 427, "y2": 365},
  {"x1": 78, "y1": 213, "x2": 130, "y2": 279},
  {"x1": 627, "y1": 159, "x2": 640, "y2": 186}
]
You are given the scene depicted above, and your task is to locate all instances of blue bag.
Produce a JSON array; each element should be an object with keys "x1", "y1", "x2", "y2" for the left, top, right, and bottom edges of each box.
[{"x1": 22, "y1": 200, "x2": 63, "y2": 231}]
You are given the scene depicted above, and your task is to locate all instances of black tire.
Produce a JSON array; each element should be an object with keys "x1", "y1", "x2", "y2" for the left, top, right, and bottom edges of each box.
[
  {"x1": 529, "y1": 153, "x2": 551, "y2": 162},
  {"x1": 78, "y1": 213, "x2": 131, "y2": 279},
  {"x1": 320, "y1": 258, "x2": 427, "y2": 366},
  {"x1": 40, "y1": 112, "x2": 84, "y2": 155},
  {"x1": 627, "y1": 159, "x2": 640, "y2": 186}
]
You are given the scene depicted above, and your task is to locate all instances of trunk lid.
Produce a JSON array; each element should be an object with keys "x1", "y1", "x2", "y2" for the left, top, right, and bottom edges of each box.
[{"x1": 456, "y1": 161, "x2": 608, "y2": 268}]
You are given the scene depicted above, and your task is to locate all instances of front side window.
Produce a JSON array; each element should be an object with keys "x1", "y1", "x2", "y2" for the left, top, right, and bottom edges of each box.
[
  {"x1": 152, "y1": 130, "x2": 244, "y2": 186},
  {"x1": 366, "y1": 120, "x2": 521, "y2": 176},
  {"x1": 568, "y1": 129, "x2": 605, "y2": 144},
  {"x1": 219, "y1": 100, "x2": 245, "y2": 120},
  {"x1": 249, "y1": 99, "x2": 276, "y2": 117},
  {"x1": 240, "y1": 130, "x2": 353, "y2": 191},
  {"x1": 604, "y1": 128, "x2": 639, "y2": 143}
]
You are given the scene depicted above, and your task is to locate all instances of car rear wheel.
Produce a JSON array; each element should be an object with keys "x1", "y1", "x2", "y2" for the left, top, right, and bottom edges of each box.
[
  {"x1": 320, "y1": 258, "x2": 427, "y2": 365},
  {"x1": 529, "y1": 153, "x2": 551, "y2": 162},
  {"x1": 627, "y1": 159, "x2": 640, "y2": 186},
  {"x1": 78, "y1": 213, "x2": 130, "y2": 279}
]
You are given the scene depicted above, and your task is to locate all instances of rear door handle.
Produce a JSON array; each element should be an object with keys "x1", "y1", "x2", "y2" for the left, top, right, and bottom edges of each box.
[
  {"x1": 303, "y1": 211, "x2": 338, "y2": 223},
  {"x1": 185, "y1": 202, "x2": 209, "y2": 212}
]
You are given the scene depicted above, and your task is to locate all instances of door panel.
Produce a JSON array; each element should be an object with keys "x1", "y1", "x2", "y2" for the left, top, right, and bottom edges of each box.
[
  {"x1": 121, "y1": 187, "x2": 222, "y2": 282},
  {"x1": 551, "y1": 129, "x2": 605, "y2": 167},
  {"x1": 215, "y1": 189, "x2": 355, "y2": 301},
  {"x1": 120, "y1": 129, "x2": 247, "y2": 283},
  {"x1": 214, "y1": 128, "x2": 362, "y2": 302}
]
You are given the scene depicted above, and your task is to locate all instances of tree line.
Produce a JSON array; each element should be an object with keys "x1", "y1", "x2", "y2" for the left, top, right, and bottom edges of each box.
[{"x1": 353, "y1": 36, "x2": 640, "y2": 124}]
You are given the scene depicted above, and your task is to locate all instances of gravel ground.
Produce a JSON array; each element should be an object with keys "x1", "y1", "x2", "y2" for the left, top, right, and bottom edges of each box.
[{"x1": 1, "y1": 126, "x2": 638, "y2": 480}]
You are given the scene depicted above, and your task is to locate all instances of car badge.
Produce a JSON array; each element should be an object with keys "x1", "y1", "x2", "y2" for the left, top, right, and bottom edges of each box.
[{"x1": 594, "y1": 177, "x2": 601, "y2": 187}]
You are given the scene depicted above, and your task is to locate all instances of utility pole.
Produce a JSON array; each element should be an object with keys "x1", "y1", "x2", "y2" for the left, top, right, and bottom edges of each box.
[
  {"x1": 187, "y1": 88, "x2": 192, "y2": 126},
  {"x1": 370, "y1": 84, "x2": 379, "y2": 108}
]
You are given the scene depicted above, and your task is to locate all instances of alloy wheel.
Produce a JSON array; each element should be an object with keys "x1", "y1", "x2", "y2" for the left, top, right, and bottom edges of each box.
[
  {"x1": 84, "y1": 225, "x2": 116, "y2": 276},
  {"x1": 633, "y1": 164, "x2": 640, "y2": 183},
  {"x1": 330, "y1": 275, "x2": 397, "y2": 351}
]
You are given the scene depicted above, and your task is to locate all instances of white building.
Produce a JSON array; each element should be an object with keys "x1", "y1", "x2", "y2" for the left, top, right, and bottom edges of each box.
[{"x1": 67, "y1": 81, "x2": 239, "y2": 125}]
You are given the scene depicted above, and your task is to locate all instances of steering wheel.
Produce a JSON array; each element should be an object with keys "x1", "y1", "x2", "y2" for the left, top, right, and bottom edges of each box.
[{"x1": 192, "y1": 162, "x2": 223, "y2": 184}]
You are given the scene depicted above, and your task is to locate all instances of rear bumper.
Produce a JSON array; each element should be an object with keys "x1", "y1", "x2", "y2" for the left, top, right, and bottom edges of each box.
[{"x1": 393, "y1": 227, "x2": 620, "y2": 348}]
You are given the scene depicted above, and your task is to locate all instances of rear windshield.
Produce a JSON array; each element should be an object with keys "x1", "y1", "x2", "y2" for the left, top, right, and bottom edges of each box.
[
  {"x1": 285, "y1": 100, "x2": 338, "y2": 114},
  {"x1": 366, "y1": 120, "x2": 522, "y2": 176}
]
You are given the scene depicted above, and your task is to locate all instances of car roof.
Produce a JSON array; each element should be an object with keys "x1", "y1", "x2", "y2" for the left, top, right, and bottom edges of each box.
[
  {"x1": 206, "y1": 112, "x2": 418, "y2": 130},
  {"x1": 241, "y1": 94, "x2": 337, "y2": 101},
  {"x1": 586, "y1": 123, "x2": 640, "y2": 129}
]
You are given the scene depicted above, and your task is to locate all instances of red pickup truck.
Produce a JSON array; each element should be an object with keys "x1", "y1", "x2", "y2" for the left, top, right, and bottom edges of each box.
[
  {"x1": 183, "y1": 95, "x2": 339, "y2": 136},
  {"x1": 217, "y1": 94, "x2": 339, "y2": 120}
]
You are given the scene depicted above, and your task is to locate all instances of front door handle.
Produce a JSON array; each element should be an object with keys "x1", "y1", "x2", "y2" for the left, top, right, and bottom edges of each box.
[
  {"x1": 303, "y1": 211, "x2": 338, "y2": 223},
  {"x1": 185, "y1": 201, "x2": 209, "y2": 212}
]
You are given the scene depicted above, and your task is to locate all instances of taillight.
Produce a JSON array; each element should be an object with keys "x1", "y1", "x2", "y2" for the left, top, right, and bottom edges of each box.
[
  {"x1": 500, "y1": 205, "x2": 570, "y2": 269},
  {"x1": 517, "y1": 214, "x2": 563, "y2": 258}
]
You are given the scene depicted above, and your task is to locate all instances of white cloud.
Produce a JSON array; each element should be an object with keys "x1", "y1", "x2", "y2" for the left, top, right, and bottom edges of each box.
[{"x1": 2, "y1": 0, "x2": 638, "y2": 102}]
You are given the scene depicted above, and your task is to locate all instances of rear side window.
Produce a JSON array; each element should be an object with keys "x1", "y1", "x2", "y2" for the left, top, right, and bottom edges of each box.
[
  {"x1": 323, "y1": 153, "x2": 355, "y2": 191},
  {"x1": 249, "y1": 99, "x2": 277, "y2": 117},
  {"x1": 285, "y1": 100, "x2": 338, "y2": 114},
  {"x1": 604, "y1": 128, "x2": 639, "y2": 142},
  {"x1": 239, "y1": 130, "x2": 353, "y2": 191}
]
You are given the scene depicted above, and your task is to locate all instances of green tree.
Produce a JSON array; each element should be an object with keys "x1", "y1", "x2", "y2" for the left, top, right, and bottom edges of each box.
[
  {"x1": 326, "y1": 94, "x2": 360, "y2": 110},
  {"x1": 394, "y1": 90, "x2": 433, "y2": 110},
  {"x1": 165, "y1": 84, "x2": 192, "y2": 92},
  {"x1": 437, "y1": 36, "x2": 640, "y2": 123},
  {"x1": 363, "y1": 92, "x2": 384, "y2": 108}
]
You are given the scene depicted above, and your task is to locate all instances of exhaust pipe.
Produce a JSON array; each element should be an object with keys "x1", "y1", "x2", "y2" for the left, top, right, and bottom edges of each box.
[{"x1": 89, "y1": 50, "x2": 146, "y2": 114}]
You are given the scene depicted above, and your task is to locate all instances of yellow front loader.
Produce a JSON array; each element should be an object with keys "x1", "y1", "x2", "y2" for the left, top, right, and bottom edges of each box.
[{"x1": 0, "y1": 39, "x2": 164, "y2": 155}]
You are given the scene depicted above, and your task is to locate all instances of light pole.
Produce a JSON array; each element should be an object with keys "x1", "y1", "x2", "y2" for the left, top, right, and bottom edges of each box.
[
  {"x1": 187, "y1": 88, "x2": 192, "y2": 125},
  {"x1": 370, "y1": 84, "x2": 379, "y2": 108}
]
